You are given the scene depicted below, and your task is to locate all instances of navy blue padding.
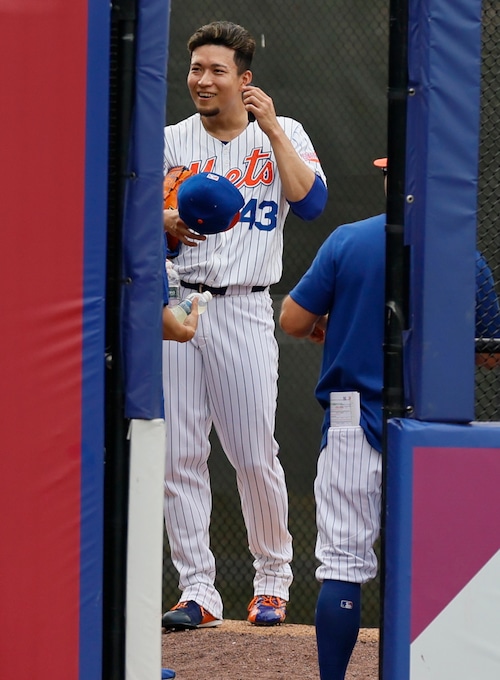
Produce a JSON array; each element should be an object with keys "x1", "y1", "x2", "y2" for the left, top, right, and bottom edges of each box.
[
  {"x1": 404, "y1": 0, "x2": 483, "y2": 421},
  {"x1": 80, "y1": 1, "x2": 110, "y2": 677},
  {"x1": 122, "y1": 0, "x2": 170, "y2": 419}
]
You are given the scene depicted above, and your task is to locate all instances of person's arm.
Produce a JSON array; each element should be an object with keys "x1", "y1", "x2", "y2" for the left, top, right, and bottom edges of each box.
[
  {"x1": 242, "y1": 86, "x2": 317, "y2": 202},
  {"x1": 163, "y1": 298, "x2": 199, "y2": 342},
  {"x1": 280, "y1": 294, "x2": 327, "y2": 344}
]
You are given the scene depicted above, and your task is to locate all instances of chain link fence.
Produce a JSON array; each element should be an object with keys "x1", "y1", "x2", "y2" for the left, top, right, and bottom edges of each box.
[
  {"x1": 476, "y1": 2, "x2": 500, "y2": 421},
  {"x1": 162, "y1": 1, "x2": 499, "y2": 627}
]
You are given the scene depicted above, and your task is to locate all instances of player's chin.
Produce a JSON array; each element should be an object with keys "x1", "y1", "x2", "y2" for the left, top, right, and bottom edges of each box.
[{"x1": 196, "y1": 105, "x2": 220, "y2": 118}]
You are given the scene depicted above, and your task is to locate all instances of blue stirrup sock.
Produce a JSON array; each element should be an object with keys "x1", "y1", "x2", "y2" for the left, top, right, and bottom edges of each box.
[{"x1": 315, "y1": 579, "x2": 361, "y2": 680}]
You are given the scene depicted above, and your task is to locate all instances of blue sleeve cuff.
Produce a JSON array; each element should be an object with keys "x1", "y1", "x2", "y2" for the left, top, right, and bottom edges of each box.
[{"x1": 288, "y1": 174, "x2": 328, "y2": 221}]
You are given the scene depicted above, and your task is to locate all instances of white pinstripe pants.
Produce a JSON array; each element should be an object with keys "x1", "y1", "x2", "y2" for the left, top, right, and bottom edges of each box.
[
  {"x1": 162, "y1": 290, "x2": 293, "y2": 619},
  {"x1": 315, "y1": 426, "x2": 382, "y2": 584}
]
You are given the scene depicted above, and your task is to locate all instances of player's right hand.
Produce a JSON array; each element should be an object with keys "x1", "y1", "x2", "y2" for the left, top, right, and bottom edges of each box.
[
  {"x1": 308, "y1": 326, "x2": 325, "y2": 344},
  {"x1": 242, "y1": 85, "x2": 279, "y2": 136},
  {"x1": 163, "y1": 208, "x2": 206, "y2": 247},
  {"x1": 308, "y1": 315, "x2": 328, "y2": 344}
]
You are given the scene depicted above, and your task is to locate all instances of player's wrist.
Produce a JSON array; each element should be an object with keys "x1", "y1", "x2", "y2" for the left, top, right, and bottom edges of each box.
[
  {"x1": 265, "y1": 121, "x2": 285, "y2": 143},
  {"x1": 163, "y1": 208, "x2": 177, "y2": 233}
]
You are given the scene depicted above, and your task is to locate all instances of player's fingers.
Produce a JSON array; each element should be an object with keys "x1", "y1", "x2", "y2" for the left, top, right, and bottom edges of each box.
[
  {"x1": 177, "y1": 227, "x2": 206, "y2": 247},
  {"x1": 242, "y1": 87, "x2": 260, "y2": 112},
  {"x1": 181, "y1": 235, "x2": 201, "y2": 247},
  {"x1": 308, "y1": 326, "x2": 325, "y2": 344},
  {"x1": 167, "y1": 216, "x2": 206, "y2": 246},
  {"x1": 183, "y1": 227, "x2": 206, "y2": 240},
  {"x1": 183, "y1": 298, "x2": 199, "y2": 331},
  {"x1": 242, "y1": 84, "x2": 266, "y2": 100},
  {"x1": 243, "y1": 94, "x2": 277, "y2": 134},
  {"x1": 243, "y1": 86, "x2": 273, "y2": 111},
  {"x1": 189, "y1": 297, "x2": 199, "y2": 316}
]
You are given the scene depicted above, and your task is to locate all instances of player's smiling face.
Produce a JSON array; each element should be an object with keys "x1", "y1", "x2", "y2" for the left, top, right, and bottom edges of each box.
[{"x1": 188, "y1": 44, "x2": 251, "y2": 118}]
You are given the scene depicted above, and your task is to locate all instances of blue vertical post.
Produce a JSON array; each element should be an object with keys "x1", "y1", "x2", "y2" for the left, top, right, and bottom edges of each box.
[{"x1": 404, "y1": 0, "x2": 483, "y2": 422}]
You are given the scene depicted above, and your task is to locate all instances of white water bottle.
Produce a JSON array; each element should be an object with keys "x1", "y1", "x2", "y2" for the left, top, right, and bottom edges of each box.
[
  {"x1": 165, "y1": 259, "x2": 180, "y2": 307},
  {"x1": 186, "y1": 291, "x2": 213, "y2": 314},
  {"x1": 170, "y1": 291, "x2": 212, "y2": 323},
  {"x1": 170, "y1": 298, "x2": 193, "y2": 322}
]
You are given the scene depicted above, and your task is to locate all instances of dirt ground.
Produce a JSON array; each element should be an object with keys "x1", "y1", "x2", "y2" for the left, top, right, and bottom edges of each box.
[{"x1": 162, "y1": 620, "x2": 379, "y2": 679}]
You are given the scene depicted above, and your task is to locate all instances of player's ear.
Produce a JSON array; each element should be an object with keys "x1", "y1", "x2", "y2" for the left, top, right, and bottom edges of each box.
[{"x1": 240, "y1": 70, "x2": 253, "y2": 88}]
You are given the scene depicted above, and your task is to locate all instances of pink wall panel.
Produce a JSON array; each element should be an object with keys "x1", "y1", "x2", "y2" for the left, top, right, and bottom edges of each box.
[{"x1": 0, "y1": 2, "x2": 88, "y2": 677}]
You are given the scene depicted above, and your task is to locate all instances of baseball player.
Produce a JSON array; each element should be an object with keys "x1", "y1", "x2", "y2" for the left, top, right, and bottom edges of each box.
[
  {"x1": 279, "y1": 157, "x2": 500, "y2": 680},
  {"x1": 161, "y1": 20, "x2": 327, "y2": 630}
]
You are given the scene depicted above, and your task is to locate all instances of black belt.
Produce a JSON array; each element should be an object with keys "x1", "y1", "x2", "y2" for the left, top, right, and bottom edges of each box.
[{"x1": 180, "y1": 281, "x2": 266, "y2": 296}]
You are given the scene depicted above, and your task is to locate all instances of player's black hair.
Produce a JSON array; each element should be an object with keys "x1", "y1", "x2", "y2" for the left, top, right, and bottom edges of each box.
[{"x1": 187, "y1": 21, "x2": 255, "y2": 74}]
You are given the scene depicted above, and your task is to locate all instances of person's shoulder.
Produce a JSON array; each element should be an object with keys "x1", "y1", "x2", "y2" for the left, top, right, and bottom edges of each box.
[
  {"x1": 326, "y1": 213, "x2": 385, "y2": 248},
  {"x1": 336, "y1": 213, "x2": 385, "y2": 233},
  {"x1": 164, "y1": 113, "x2": 199, "y2": 133},
  {"x1": 276, "y1": 115, "x2": 305, "y2": 132}
]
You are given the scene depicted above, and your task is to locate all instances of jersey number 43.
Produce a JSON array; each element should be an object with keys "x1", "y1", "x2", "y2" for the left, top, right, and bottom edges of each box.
[{"x1": 240, "y1": 199, "x2": 278, "y2": 232}]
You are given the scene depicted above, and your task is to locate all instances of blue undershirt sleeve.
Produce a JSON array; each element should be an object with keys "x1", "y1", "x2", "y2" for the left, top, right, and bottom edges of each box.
[{"x1": 288, "y1": 173, "x2": 328, "y2": 221}]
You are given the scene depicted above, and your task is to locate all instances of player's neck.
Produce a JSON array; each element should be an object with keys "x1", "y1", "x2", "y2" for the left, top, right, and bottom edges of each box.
[{"x1": 200, "y1": 108, "x2": 249, "y2": 142}]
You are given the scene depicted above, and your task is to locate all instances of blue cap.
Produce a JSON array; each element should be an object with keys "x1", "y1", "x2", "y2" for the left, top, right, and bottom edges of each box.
[{"x1": 177, "y1": 172, "x2": 244, "y2": 235}]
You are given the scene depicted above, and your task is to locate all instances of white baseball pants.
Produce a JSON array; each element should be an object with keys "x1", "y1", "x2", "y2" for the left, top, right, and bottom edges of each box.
[
  {"x1": 162, "y1": 290, "x2": 293, "y2": 619},
  {"x1": 315, "y1": 426, "x2": 382, "y2": 585}
]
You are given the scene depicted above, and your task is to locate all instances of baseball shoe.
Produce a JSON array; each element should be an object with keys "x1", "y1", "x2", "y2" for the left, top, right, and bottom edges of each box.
[
  {"x1": 247, "y1": 595, "x2": 287, "y2": 626},
  {"x1": 162, "y1": 669, "x2": 176, "y2": 679},
  {"x1": 162, "y1": 600, "x2": 223, "y2": 631}
]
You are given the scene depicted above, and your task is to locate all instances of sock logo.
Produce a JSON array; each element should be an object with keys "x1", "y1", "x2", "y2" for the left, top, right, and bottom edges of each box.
[{"x1": 340, "y1": 600, "x2": 353, "y2": 609}]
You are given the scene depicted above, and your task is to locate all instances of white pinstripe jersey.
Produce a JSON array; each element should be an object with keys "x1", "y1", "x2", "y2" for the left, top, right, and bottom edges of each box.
[{"x1": 164, "y1": 114, "x2": 326, "y2": 288}]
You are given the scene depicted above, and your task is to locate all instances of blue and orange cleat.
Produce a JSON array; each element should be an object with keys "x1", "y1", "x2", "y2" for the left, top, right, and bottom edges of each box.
[
  {"x1": 247, "y1": 595, "x2": 287, "y2": 626},
  {"x1": 161, "y1": 669, "x2": 175, "y2": 679},
  {"x1": 162, "y1": 600, "x2": 223, "y2": 631}
]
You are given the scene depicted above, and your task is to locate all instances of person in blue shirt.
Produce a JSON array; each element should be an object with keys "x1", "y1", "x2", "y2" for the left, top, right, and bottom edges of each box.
[
  {"x1": 475, "y1": 250, "x2": 500, "y2": 340},
  {"x1": 280, "y1": 206, "x2": 385, "y2": 680},
  {"x1": 279, "y1": 157, "x2": 500, "y2": 680}
]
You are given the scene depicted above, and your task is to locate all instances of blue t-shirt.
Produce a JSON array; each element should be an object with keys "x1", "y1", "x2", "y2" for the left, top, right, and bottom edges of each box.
[
  {"x1": 475, "y1": 251, "x2": 500, "y2": 337},
  {"x1": 290, "y1": 214, "x2": 386, "y2": 453}
]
